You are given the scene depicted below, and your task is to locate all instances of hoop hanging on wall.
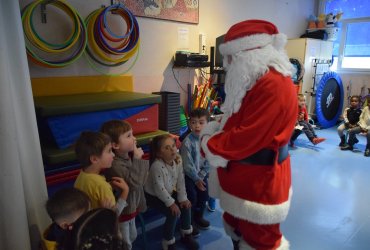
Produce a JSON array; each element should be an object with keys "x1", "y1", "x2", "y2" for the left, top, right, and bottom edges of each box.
[
  {"x1": 21, "y1": 0, "x2": 87, "y2": 68},
  {"x1": 84, "y1": 3, "x2": 140, "y2": 75},
  {"x1": 289, "y1": 58, "x2": 304, "y2": 84},
  {"x1": 315, "y1": 71, "x2": 344, "y2": 128}
]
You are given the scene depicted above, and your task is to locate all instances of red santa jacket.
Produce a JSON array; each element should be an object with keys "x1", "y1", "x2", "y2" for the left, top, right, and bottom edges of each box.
[{"x1": 203, "y1": 69, "x2": 298, "y2": 225}]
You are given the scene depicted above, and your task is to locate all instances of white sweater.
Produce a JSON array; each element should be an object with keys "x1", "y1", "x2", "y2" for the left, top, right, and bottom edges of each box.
[
  {"x1": 358, "y1": 106, "x2": 370, "y2": 131},
  {"x1": 144, "y1": 159, "x2": 188, "y2": 207}
]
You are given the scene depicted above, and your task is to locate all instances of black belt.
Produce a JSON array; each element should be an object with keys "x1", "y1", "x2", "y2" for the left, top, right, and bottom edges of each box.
[{"x1": 239, "y1": 145, "x2": 289, "y2": 165}]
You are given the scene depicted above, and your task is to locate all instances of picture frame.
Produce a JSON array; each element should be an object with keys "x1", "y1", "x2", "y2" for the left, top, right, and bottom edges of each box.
[{"x1": 121, "y1": 0, "x2": 199, "y2": 24}]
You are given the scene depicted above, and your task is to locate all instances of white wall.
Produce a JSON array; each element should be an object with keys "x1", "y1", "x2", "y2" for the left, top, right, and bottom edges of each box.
[{"x1": 20, "y1": 0, "x2": 316, "y2": 104}]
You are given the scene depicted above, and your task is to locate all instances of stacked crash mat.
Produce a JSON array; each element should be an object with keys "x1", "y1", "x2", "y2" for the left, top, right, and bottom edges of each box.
[{"x1": 32, "y1": 76, "x2": 168, "y2": 195}]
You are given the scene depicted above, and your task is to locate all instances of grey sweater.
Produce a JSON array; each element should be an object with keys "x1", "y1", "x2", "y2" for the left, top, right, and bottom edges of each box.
[{"x1": 104, "y1": 155, "x2": 149, "y2": 216}]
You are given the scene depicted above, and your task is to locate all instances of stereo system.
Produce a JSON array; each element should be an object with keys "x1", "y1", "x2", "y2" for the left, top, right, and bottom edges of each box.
[{"x1": 174, "y1": 51, "x2": 210, "y2": 67}]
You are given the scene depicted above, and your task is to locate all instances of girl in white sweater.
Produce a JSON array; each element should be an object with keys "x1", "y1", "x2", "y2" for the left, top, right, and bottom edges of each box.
[{"x1": 144, "y1": 134, "x2": 199, "y2": 250}]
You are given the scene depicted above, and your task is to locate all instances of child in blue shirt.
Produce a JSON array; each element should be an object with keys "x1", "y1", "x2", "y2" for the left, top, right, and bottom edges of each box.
[{"x1": 180, "y1": 108, "x2": 211, "y2": 237}]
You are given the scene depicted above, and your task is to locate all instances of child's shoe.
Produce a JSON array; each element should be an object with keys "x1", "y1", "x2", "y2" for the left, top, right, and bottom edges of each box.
[
  {"x1": 181, "y1": 233, "x2": 199, "y2": 250},
  {"x1": 312, "y1": 137, "x2": 325, "y2": 145},
  {"x1": 194, "y1": 212, "x2": 210, "y2": 229},
  {"x1": 162, "y1": 238, "x2": 176, "y2": 250},
  {"x1": 339, "y1": 135, "x2": 346, "y2": 147},
  {"x1": 232, "y1": 240, "x2": 240, "y2": 250},
  {"x1": 168, "y1": 244, "x2": 176, "y2": 250},
  {"x1": 365, "y1": 149, "x2": 370, "y2": 157},
  {"x1": 341, "y1": 144, "x2": 353, "y2": 151},
  {"x1": 194, "y1": 216, "x2": 210, "y2": 229},
  {"x1": 207, "y1": 198, "x2": 216, "y2": 212},
  {"x1": 353, "y1": 137, "x2": 359, "y2": 144},
  {"x1": 289, "y1": 141, "x2": 296, "y2": 148},
  {"x1": 365, "y1": 145, "x2": 370, "y2": 157},
  {"x1": 191, "y1": 225, "x2": 200, "y2": 237}
]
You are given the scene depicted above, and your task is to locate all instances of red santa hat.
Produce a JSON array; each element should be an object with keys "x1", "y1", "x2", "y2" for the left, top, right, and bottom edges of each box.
[{"x1": 219, "y1": 19, "x2": 287, "y2": 56}]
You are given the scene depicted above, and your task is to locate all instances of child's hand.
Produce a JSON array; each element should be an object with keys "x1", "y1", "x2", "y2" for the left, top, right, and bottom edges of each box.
[
  {"x1": 179, "y1": 200, "x2": 191, "y2": 209},
  {"x1": 110, "y1": 177, "x2": 129, "y2": 200},
  {"x1": 169, "y1": 203, "x2": 181, "y2": 216},
  {"x1": 195, "y1": 180, "x2": 206, "y2": 191},
  {"x1": 133, "y1": 146, "x2": 144, "y2": 159}
]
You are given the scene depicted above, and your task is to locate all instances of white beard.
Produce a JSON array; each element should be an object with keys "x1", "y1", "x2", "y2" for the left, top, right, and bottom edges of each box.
[{"x1": 220, "y1": 44, "x2": 293, "y2": 129}]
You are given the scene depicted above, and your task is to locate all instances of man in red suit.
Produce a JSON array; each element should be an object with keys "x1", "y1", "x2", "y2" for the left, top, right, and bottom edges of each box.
[{"x1": 201, "y1": 20, "x2": 297, "y2": 249}]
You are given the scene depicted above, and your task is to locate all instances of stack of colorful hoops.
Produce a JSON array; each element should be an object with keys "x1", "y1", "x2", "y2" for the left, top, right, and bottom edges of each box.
[
  {"x1": 21, "y1": 0, "x2": 87, "y2": 68},
  {"x1": 85, "y1": 3, "x2": 140, "y2": 75}
]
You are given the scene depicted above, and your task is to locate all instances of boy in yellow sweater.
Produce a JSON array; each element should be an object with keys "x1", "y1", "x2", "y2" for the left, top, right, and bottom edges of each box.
[{"x1": 74, "y1": 131, "x2": 129, "y2": 213}]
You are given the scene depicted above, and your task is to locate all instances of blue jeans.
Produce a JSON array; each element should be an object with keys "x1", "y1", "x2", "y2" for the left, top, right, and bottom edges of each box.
[
  {"x1": 184, "y1": 176, "x2": 209, "y2": 214},
  {"x1": 145, "y1": 192, "x2": 191, "y2": 241}
]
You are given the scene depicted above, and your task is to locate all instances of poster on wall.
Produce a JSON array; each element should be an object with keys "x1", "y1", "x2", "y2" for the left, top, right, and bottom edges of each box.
[{"x1": 121, "y1": 0, "x2": 199, "y2": 24}]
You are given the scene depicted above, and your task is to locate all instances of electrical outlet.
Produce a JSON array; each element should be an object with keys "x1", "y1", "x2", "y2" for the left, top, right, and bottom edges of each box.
[{"x1": 199, "y1": 33, "x2": 207, "y2": 54}]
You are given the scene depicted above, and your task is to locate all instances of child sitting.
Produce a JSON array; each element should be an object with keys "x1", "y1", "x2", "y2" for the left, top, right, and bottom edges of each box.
[
  {"x1": 290, "y1": 94, "x2": 325, "y2": 146},
  {"x1": 101, "y1": 120, "x2": 149, "y2": 250},
  {"x1": 338, "y1": 95, "x2": 362, "y2": 147},
  {"x1": 342, "y1": 97, "x2": 370, "y2": 156},
  {"x1": 144, "y1": 134, "x2": 199, "y2": 250},
  {"x1": 74, "y1": 131, "x2": 129, "y2": 214},
  {"x1": 41, "y1": 187, "x2": 90, "y2": 250},
  {"x1": 57, "y1": 208, "x2": 123, "y2": 250},
  {"x1": 180, "y1": 108, "x2": 211, "y2": 237}
]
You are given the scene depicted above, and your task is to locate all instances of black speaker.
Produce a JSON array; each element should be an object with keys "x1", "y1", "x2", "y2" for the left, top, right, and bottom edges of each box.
[{"x1": 152, "y1": 91, "x2": 181, "y2": 135}]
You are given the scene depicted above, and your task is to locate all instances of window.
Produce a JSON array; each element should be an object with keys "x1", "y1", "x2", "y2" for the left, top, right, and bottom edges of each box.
[{"x1": 321, "y1": 0, "x2": 370, "y2": 72}]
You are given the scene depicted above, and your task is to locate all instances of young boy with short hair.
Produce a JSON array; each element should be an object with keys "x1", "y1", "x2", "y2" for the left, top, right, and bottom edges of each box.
[
  {"x1": 338, "y1": 95, "x2": 362, "y2": 147},
  {"x1": 41, "y1": 187, "x2": 90, "y2": 250},
  {"x1": 290, "y1": 94, "x2": 325, "y2": 146},
  {"x1": 342, "y1": 97, "x2": 370, "y2": 156},
  {"x1": 180, "y1": 108, "x2": 211, "y2": 237},
  {"x1": 74, "y1": 131, "x2": 129, "y2": 214},
  {"x1": 101, "y1": 120, "x2": 149, "y2": 250}
]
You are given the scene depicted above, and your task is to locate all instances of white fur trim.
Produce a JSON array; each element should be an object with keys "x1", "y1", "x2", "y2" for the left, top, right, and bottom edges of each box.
[
  {"x1": 219, "y1": 187, "x2": 293, "y2": 224},
  {"x1": 220, "y1": 33, "x2": 287, "y2": 56},
  {"x1": 200, "y1": 121, "x2": 220, "y2": 137},
  {"x1": 277, "y1": 236, "x2": 290, "y2": 250},
  {"x1": 223, "y1": 218, "x2": 241, "y2": 241},
  {"x1": 208, "y1": 168, "x2": 221, "y2": 198},
  {"x1": 181, "y1": 226, "x2": 193, "y2": 236},
  {"x1": 239, "y1": 236, "x2": 289, "y2": 250},
  {"x1": 272, "y1": 33, "x2": 287, "y2": 50},
  {"x1": 220, "y1": 34, "x2": 272, "y2": 55},
  {"x1": 201, "y1": 134, "x2": 228, "y2": 168},
  {"x1": 162, "y1": 237, "x2": 176, "y2": 249}
]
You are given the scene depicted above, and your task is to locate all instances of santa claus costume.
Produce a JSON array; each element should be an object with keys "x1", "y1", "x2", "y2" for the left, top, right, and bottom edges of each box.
[{"x1": 201, "y1": 20, "x2": 297, "y2": 249}]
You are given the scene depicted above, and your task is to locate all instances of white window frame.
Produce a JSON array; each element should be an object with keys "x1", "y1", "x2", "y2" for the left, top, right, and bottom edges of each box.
[{"x1": 319, "y1": 0, "x2": 370, "y2": 74}]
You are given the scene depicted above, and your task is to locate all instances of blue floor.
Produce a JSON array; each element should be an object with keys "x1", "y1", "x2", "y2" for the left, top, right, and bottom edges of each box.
[{"x1": 133, "y1": 127, "x2": 370, "y2": 250}]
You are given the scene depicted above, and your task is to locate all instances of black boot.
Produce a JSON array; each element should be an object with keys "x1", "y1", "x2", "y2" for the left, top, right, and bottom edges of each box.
[
  {"x1": 342, "y1": 134, "x2": 355, "y2": 150},
  {"x1": 339, "y1": 135, "x2": 346, "y2": 147},
  {"x1": 353, "y1": 136, "x2": 359, "y2": 144},
  {"x1": 194, "y1": 209, "x2": 210, "y2": 230},
  {"x1": 191, "y1": 224, "x2": 200, "y2": 237},
  {"x1": 162, "y1": 239, "x2": 176, "y2": 250},
  {"x1": 232, "y1": 240, "x2": 239, "y2": 250},
  {"x1": 365, "y1": 144, "x2": 370, "y2": 157},
  {"x1": 341, "y1": 144, "x2": 353, "y2": 150},
  {"x1": 168, "y1": 244, "x2": 176, "y2": 250},
  {"x1": 181, "y1": 233, "x2": 199, "y2": 250}
]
